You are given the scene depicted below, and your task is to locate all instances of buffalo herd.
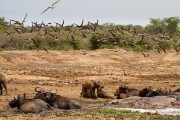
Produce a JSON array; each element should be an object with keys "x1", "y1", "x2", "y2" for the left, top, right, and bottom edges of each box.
[{"x1": 0, "y1": 73, "x2": 179, "y2": 114}]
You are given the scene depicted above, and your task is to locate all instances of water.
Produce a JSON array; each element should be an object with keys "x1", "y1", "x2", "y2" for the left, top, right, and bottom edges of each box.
[{"x1": 115, "y1": 108, "x2": 180, "y2": 116}]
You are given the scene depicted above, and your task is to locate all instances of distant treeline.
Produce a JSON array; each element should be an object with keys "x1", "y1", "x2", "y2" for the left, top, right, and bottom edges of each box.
[{"x1": 0, "y1": 17, "x2": 179, "y2": 53}]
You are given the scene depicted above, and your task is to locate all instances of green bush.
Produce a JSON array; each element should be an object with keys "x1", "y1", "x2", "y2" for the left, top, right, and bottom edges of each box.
[
  {"x1": 158, "y1": 40, "x2": 171, "y2": 50},
  {"x1": 58, "y1": 40, "x2": 72, "y2": 50},
  {"x1": 48, "y1": 40, "x2": 59, "y2": 48},
  {"x1": 173, "y1": 43, "x2": 180, "y2": 52},
  {"x1": 71, "y1": 39, "x2": 81, "y2": 50},
  {"x1": 0, "y1": 16, "x2": 179, "y2": 52},
  {"x1": 127, "y1": 39, "x2": 137, "y2": 48},
  {"x1": 133, "y1": 45, "x2": 147, "y2": 52},
  {"x1": 90, "y1": 34, "x2": 102, "y2": 49},
  {"x1": 0, "y1": 17, "x2": 8, "y2": 30},
  {"x1": 114, "y1": 34, "x2": 124, "y2": 41},
  {"x1": 138, "y1": 39, "x2": 152, "y2": 50}
]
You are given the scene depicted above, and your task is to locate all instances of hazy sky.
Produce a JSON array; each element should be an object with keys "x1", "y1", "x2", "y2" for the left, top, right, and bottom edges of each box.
[{"x1": 0, "y1": 0, "x2": 180, "y2": 26}]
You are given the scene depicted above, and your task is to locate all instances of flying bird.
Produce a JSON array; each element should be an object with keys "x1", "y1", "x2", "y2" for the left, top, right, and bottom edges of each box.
[
  {"x1": 141, "y1": 52, "x2": 150, "y2": 59},
  {"x1": 41, "y1": 0, "x2": 61, "y2": 15},
  {"x1": 22, "y1": 12, "x2": 28, "y2": 24}
]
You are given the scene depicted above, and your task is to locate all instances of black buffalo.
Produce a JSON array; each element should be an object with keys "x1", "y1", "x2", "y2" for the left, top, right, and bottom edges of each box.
[
  {"x1": 34, "y1": 87, "x2": 81, "y2": 109},
  {"x1": 114, "y1": 86, "x2": 139, "y2": 99},
  {"x1": 9, "y1": 94, "x2": 50, "y2": 113}
]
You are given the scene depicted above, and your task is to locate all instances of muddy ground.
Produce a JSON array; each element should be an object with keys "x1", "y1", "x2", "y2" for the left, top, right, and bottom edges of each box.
[{"x1": 0, "y1": 49, "x2": 179, "y2": 120}]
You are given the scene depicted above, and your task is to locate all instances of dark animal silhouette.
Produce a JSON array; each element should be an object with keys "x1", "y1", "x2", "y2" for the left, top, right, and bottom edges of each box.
[
  {"x1": 34, "y1": 87, "x2": 81, "y2": 109},
  {"x1": 97, "y1": 86, "x2": 113, "y2": 99},
  {"x1": 155, "y1": 88, "x2": 171, "y2": 95},
  {"x1": 9, "y1": 94, "x2": 50, "y2": 113},
  {"x1": 114, "y1": 86, "x2": 139, "y2": 99},
  {"x1": 81, "y1": 80, "x2": 101, "y2": 99},
  {"x1": 173, "y1": 87, "x2": 180, "y2": 93},
  {"x1": 0, "y1": 73, "x2": 7, "y2": 95},
  {"x1": 139, "y1": 87, "x2": 172, "y2": 97},
  {"x1": 139, "y1": 87, "x2": 158, "y2": 97}
]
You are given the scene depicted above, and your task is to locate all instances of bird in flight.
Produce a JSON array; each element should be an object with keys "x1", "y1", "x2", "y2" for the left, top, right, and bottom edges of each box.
[{"x1": 41, "y1": 0, "x2": 61, "y2": 15}]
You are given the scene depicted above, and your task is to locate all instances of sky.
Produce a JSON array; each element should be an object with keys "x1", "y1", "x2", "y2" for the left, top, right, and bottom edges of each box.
[{"x1": 0, "y1": 0, "x2": 180, "y2": 26}]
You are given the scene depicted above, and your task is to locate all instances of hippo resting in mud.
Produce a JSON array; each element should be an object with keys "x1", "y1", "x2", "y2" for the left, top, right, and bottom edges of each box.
[
  {"x1": 134, "y1": 96, "x2": 177, "y2": 108},
  {"x1": 111, "y1": 95, "x2": 180, "y2": 109}
]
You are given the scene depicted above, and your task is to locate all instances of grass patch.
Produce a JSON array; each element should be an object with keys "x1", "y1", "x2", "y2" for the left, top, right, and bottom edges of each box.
[{"x1": 102, "y1": 108, "x2": 139, "y2": 117}]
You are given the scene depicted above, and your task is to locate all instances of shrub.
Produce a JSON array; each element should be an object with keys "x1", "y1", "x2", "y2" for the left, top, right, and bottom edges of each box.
[
  {"x1": 173, "y1": 43, "x2": 180, "y2": 52},
  {"x1": 133, "y1": 45, "x2": 147, "y2": 52},
  {"x1": 70, "y1": 39, "x2": 81, "y2": 50},
  {"x1": 127, "y1": 39, "x2": 137, "y2": 48},
  {"x1": 90, "y1": 34, "x2": 102, "y2": 49},
  {"x1": 138, "y1": 39, "x2": 152, "y2": 50},
  {"x1": 158, "y1": 40, "x2": 171, "y2": 50},
  {"x1": 0, "y1": 17, "x2": 8, "y2": 30}
]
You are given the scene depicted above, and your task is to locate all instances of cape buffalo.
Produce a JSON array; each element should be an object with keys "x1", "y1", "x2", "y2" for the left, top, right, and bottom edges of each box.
[
  {"x1": 114, "y1": 86, "x2": 139, "y2": 99},
  {"x1": 9, "y1": 94, "x2": 50, "y2": 113},
  {"x1": 97, "y1": 86, "x2": 114, "y2": 99},
  {"x1": 34, "y1": 87, "x2": 81, "y2": 109}
]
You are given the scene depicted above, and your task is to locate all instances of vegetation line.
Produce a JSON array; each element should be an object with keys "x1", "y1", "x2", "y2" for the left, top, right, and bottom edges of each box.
[{"x1": 0, "y1": 17, "x2": 179, "y2": 52}]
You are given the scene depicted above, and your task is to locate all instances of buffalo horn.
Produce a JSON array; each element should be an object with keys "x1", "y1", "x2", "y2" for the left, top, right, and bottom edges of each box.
[{"x1": 35, "y1": 87, "x2": 41, "y2": 92}]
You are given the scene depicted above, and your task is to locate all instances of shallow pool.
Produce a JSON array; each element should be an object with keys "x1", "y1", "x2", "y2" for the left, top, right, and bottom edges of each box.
[{"x1": 115, "y1": 108, "x2": 180, "y2": 116}]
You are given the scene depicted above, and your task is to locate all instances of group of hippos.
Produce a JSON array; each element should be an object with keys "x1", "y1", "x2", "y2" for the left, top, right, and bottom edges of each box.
[{"x1": 0, "y1": 73, "x2": 180, "y2": 113}]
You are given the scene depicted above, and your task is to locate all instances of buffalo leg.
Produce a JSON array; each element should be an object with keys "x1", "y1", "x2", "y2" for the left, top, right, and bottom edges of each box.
[
  {"x1": 0, "y1": 84, "x2": 2, "y2": 95},
  {"x1": 2, "y1": 83, "x2": 7, "y2": 95},
  {"x1": 2, "y1": 82, "x2": 7, "y2": 95}
]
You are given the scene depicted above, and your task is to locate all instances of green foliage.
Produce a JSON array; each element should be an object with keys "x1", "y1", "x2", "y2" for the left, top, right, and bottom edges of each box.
[
  {"x1": 58, "y1": 40, "x2": 72, "y2": 51},
  {"x1": 0, "y1": 17, "x2": 8, "y2": 30},
  {"x1": 102, "y1": 22, "x2": 115, "y2": 29},
  {"x1": 48, "y1": 40, "x2": 59, "y2": 48},
  {"x1": 102, "y1": 108, "x2": 139, "y2": 118},
  {"x1": 146, "y1": 17, "x2": 180, "y2": 35},
  {"x1": 146, "y1": 18, "x2": 166, "y2": 34},
  {"x1": 0, "y1": 16, "x2": 179, "y2": 52},
  {"x1": 90, "y1": 34, "x2": 102, "y2": 49},
  {"x1": 103, "y1": 109, "x2": 132, "y2": 114},
  {"x1": 127, "y1": 39, "x2": 137, "y2": 48},
  {"x1": 114, "y1": 34, "x2": 124, "y2": 40},
  {"x1": 133, "y1": 46, "x2": 147, "y2": 52},
  {"x1": 138, "y1": 39, "x2": 152, "y2": 50},
  {"x1": 158, "y1": 40, "x2": 171, "y2": 50},
  {"x1": 70, "y1": 39, "x2": 81, "y2": 50},
  {"x1": 173, "y1": 43, "x2": 180, "y2": 52},
  {"x1": 28, "y1": 36, "x2": 60, "y2": 50},
  {"x1": 164, "y1": 17, "x2": 180, "y2": 35},
  {"x1": 133, "y1": 25, "x2": 145, "y2": 32}
]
